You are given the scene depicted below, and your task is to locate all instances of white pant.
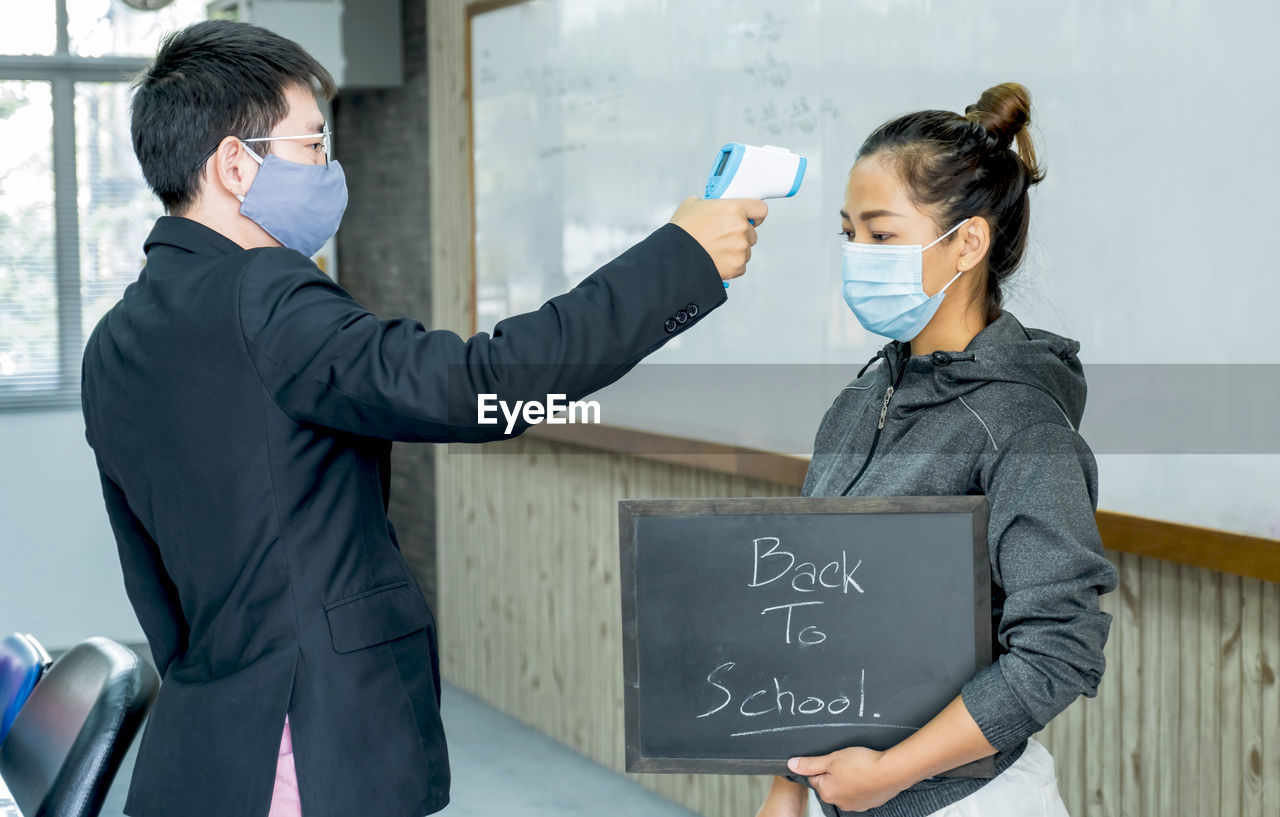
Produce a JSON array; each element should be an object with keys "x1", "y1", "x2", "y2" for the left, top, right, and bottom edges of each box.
[{"x1": 807, "y1": 739, "x2": 1070, "y2": 817}]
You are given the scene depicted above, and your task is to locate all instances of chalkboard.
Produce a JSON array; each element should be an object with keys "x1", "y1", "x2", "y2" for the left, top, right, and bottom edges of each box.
[
  {"x1": 471, "y1": 0, "x2": 1280, "y2": 541},
  {"x1": 619, "y1": 496, "x2": 993, "y2": 777}
]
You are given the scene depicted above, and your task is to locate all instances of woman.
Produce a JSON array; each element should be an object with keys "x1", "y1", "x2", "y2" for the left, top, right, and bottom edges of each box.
[{"x1": 756, "y1": 84, "x2": 1117, "y2": 817}]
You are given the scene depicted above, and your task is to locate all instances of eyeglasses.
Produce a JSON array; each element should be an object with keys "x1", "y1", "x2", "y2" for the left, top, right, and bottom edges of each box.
[
  {"x1": 240, "y1": 123, "x2": 332, "y2": 164},
  {"x1": 196, "y1": 123, "x2": 332, "y2": 169}
]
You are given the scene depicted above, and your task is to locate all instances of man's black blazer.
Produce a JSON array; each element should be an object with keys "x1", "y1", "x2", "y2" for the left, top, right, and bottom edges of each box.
[{"x1": 81, "y1": 216, "x2": 726, "y2": 817}]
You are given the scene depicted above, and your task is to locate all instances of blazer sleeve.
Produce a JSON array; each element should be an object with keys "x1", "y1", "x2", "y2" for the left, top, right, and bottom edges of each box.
[
  {"x1": 96, "y1": 464, "x2": 188, "y2": 676},
  {"x1": 237, "y1": 223, "x2": 726, "y2": 442},
  {"x1": 960, "y1": 421, "x2": 1119, "y2": 750}
]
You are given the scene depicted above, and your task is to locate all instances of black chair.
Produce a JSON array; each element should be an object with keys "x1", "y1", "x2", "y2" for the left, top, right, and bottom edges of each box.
[{"x1": 0, "y1": 638, "x2": 159, "y2": 817}]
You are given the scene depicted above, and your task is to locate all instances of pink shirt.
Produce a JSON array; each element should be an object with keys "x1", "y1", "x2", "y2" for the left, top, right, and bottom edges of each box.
[{"x1": 268, "y1": 716, "x2": 302, "y2": 817}]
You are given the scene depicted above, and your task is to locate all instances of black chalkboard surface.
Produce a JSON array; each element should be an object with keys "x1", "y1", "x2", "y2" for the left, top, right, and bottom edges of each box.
[{"x1": 619, "y1": 496, "x2": 993, "y2": 778}]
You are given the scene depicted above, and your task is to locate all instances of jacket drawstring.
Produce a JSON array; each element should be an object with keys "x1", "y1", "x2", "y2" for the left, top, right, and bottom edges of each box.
[{"x1": 856, "y1": 350, "x2": 885, "y2": 379}]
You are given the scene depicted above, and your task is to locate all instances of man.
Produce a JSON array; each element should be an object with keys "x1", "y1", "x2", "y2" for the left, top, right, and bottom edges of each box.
[{"x1": 81, "y1": 19, "x2": 766, "y2": 817}]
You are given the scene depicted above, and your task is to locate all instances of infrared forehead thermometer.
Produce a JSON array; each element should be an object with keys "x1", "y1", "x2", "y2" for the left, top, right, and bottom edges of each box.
[
  {"x1": 703, "y1": 143, "x2": 806, "y2": 286},
  {"x1": 704, "y1": 142, "x2": 807, "y2": 200}
]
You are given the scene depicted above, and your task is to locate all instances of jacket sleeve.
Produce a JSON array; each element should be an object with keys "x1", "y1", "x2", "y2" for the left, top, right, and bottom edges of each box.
[
  {"x1": 237, "y1": 223, "x2": 726, "y2": 442},
  {"x1": 960, "y1": 421, "x2": 1119, "y2": 750},
  {"x1": 96, "y1": 464, "x2": 188, "y2": 677}
]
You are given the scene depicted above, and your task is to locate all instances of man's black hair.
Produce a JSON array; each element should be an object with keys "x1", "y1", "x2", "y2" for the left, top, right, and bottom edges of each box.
[{"x1": 130, "y1": 19, "x2": 337, "y2": 215}]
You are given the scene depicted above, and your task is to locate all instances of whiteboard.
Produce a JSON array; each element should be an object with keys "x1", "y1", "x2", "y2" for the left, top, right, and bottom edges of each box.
[{"x1": 470, "y1": 0, "x2": 1280, "y2": 539}]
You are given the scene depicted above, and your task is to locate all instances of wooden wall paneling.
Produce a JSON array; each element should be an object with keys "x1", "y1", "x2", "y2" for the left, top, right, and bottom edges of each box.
[
  {"x1": 1061, "y1": 691, "x2": 1085, "y2": 812},
  {"x1": 1263, "y1": 578, "x2": 1279, "y2": 817},
  {"x1": 1087, "y1": 570, "x2": 1118, "y2": 817},
  {"x1": 1220, "y1": 573, "x2": 1243, "y2": 816},
  {"x1": 1242, "y1": 577, "x2": 1265, "y2": 814},
  {"x1": 1138, "y1": 554, "x2": 1160, "y2": 814},
  {"x1": 1071, "y1": 698, "x2": 1085, "y2": 812},
  {"x1": 1198, "y1": 567, "x2": 1222, "y2": 815},
  {"x1": 1157, "y1": 559, "x2": 1179, "y2": 815},
  {"x1": 1079, "y1": 688, "x2": 1096, "y2": 814},
  {"x1": 1178, "y1": 562, "x2": 1202, "y2": 815},
  {"x1": 1117, "y1": 550, "x2": 1142, "y2": 816}
]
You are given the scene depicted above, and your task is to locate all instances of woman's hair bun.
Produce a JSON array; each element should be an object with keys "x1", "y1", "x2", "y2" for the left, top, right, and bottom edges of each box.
[
  {"x1": 964, "y1": 83, "x2": 1032, "y2": 150},
  {"x1": 965, "y1": 82, "x2": 1043, "y2": 184}
]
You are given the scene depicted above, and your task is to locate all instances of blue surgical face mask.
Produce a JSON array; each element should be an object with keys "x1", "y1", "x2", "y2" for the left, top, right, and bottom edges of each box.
[
  {"x1": 840, "y1": 220, "x2": 967, "y2": 342},
  {"x1": 236, "y1": 144, "x2": 348, "y2": 257}
]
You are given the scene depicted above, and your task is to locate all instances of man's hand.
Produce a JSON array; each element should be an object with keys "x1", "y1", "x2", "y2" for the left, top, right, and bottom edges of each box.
[
  {"x1": 669, "y1": 196, "x2": 768, "y2": 281},
  {"x1": 755, "y1": 775, "x2": 809, "y2": 817},
  {"x1": 789, "y1": 747, "x2": 909, "y2": 813}
]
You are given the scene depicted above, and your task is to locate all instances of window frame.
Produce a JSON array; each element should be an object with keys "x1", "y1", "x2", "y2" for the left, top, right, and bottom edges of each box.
[{"x1": 0, "y1": 0, "x2": 150, "y2": 411}]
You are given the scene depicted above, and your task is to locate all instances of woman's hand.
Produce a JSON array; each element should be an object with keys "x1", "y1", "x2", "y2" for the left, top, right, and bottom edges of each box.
[
  {"x1": 755, "y1": 775, "x2": 809, "y2": 817},
  {"x1": 788, "y1": 747, "x2": 908, "y2": 813},
  {"x1": 788, "y1": 696, "x2": 998, "y2": 812}
]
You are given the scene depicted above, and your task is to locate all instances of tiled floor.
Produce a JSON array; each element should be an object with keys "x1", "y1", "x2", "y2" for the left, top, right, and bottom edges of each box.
[{"x1": 5, "y1": 682, "x2": 699, "y2": 817}]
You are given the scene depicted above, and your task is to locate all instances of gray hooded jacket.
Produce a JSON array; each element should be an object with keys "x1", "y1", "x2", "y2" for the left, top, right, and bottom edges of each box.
[{"x1": 798, "y1": 311, "x2": 1118, "y2": 817}]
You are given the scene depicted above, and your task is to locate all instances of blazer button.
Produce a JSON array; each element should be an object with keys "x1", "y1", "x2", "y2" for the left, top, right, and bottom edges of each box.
[
  {"x1": 686, "y1": 303, "x2": 699, "y2": 318},
  {"x1": 664, "y1": 318, "x2": 678, "y2": 333},
  {"x1": 675, "y1": 310, "x2": 689, "y2": 325}
]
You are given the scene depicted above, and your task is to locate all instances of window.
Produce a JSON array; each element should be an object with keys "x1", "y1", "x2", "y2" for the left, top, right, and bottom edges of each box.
[{"x1": 0, "y1": 0, "x2": 206, "y2": 410}]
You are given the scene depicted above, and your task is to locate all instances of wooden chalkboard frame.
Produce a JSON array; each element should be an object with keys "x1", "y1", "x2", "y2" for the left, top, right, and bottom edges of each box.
[{"x1": 619, "y1": 495, "x2": 993, "y2": 777}]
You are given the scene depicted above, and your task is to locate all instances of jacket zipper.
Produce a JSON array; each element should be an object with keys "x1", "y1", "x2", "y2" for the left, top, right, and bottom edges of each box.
[
  {"x1": 876, "y1": 385, "x2": 895, "y2": 430},
  {"x1": 840, "y1": 356, "x2": 908, "y2": 496}
]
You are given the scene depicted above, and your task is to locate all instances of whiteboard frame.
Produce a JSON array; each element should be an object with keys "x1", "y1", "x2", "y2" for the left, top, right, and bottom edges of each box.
[{"x1": 464, "y1": 0, "x2": 531, "y2": 334}]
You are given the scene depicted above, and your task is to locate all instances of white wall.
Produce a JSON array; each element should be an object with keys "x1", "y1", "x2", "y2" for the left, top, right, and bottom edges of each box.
[{"x1": 0, "y1": 409, "x2": 144, "y2": 650}]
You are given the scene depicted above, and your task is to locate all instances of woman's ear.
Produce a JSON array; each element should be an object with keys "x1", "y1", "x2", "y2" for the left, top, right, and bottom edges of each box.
[
  {"x1": 211, "y1": 136, "x2": 258, "y2": 201},
  {"x1": 956, "y1": 216, "x2": 992, "y2": 272}
]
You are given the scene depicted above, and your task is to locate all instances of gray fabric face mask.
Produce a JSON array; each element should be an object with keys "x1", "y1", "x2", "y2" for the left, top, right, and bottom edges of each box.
[{"x1": 236, "y1": 144, "x2": 348, "y2": 257}]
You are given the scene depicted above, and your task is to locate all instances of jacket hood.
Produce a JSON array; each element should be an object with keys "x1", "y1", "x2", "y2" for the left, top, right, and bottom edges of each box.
[{"x1": 865, "y1": 311, "x2": 1087, "y2": 428}]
